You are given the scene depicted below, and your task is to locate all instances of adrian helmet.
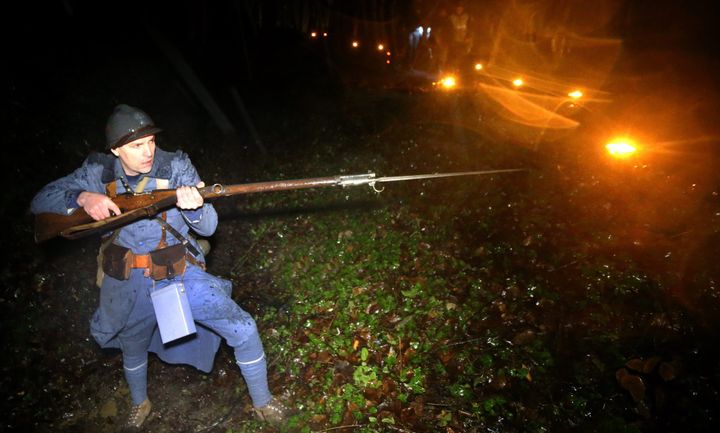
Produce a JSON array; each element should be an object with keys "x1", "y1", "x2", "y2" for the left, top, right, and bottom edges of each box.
[{"x1": 105, "y1": 104, "x2": 163, "y2": 150}]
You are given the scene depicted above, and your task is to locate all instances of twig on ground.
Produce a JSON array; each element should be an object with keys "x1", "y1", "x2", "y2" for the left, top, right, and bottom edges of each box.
[
  {"x1": 440, "y1": 337, "x2": 483, "y2": 348},
  {"x1": 315, "y1": 424, "x2": 365, "y2": 432}
]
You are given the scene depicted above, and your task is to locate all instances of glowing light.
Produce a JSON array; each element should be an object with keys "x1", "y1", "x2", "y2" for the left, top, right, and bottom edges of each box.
[
  {"x1": 377, "y1": 44, "x2": 384, "y2": 51},
  {"x1": 512, "y1": 78, "x2": 524, "y2": 87},
  {"x1": 439, "y1": 75, "x2": 457, "y2": 89},
  {"x1": 606, "y1": 138, "x2": 637, "y2": 158},
  {"x1": 568, "y1": 90, "x2": 583, "y2": 99},
  {"x1": 386, "y1": 51, "x2": 391, "y2": 56},
  {"x1": 352, "y1": 41, "x2": 359, "y2": 48},
  {"x1": 310, "y1": 32, "x2": 317, "y2": 38},
  {"x1": 386, "y1": 60, "x2": 391, "y2": 64},
  {"x1": 322, "y1": 32, "x2": 328, "y2": 37},
  {"x1": 474, "y1": 63, "x2": 483, "y2": 71}
]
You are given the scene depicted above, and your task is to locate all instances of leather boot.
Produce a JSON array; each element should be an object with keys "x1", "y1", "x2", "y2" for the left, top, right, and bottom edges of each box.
[
  {"x1": 253, "y1": 396, "x2": 288, "y2": 424},
  {"x1": 126, "y1": 399, "x2": 152, "y2": 429}
]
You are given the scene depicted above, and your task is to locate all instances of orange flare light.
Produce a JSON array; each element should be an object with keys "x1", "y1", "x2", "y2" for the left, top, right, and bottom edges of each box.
[
  {"x1": 568, "y1": 90, "x2": 583, "y2": 99},
  {"x1": 512, "y1": 78, "x2": 524, "y2": 87},
  {"x1": 377, "y1": 44, "x2": 385, "y2": 51},
  {"x1": 606, "y1": 138, "x2": 637, "y2": 158},
  {"x1": 310, "y1": 32, "x2": 317, "y2": 38},
  {"x1": 474, "y1": 63, "x2": 483, "y2": 71},
  {"x1": 352, "y1": 41, "x2": 359, "y2": 48},
  {"x1": 439, "y1": 76, "x2": 457, "y2": 89}
]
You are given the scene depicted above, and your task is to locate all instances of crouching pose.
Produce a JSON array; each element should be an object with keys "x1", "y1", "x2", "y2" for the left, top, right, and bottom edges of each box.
[{"x1": 31, "y1": 104, "x2": 286, "y2": 429}]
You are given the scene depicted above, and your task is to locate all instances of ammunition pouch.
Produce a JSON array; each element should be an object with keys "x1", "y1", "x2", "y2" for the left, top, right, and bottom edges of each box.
[
  {"x1": 102, "y1": 243, "x2": 132, "y2": 280},
  {"x1": 148, "y1": 244, "x2": 187, "y2": 280},
  {"x1": 101, "y1": 243, "x2": 188, "y2": 281}
]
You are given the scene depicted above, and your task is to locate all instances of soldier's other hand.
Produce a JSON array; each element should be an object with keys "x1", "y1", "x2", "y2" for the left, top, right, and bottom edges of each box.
[
  {"x1": 176, "y1": 182, "x2": 204, "y2": 209},
  {"x1": 77, "y1": 191, "x2": 122, "y2": 221}
]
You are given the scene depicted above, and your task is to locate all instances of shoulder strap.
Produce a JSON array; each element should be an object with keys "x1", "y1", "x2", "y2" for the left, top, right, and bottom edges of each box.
[
  {"x1": 157, "y1": 212, "x2": 168, "y2": 249},
  {"x1": 154, "y1": 213, "x2": 202, "y2": 257},
  {"x1": 136, "y1": 176, "x2": 151, "y2": 193},
  {"x1": 104, "y1": 175, "x2": 151, "y2": 198},
  {"x1": 105, "y1": 181, "x2": 117, "y2": 198}
]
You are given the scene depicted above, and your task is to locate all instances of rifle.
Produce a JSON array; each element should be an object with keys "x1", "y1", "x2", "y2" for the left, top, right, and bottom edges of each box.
[{"x1": 34, "y1": 169, "x2": 524, "y2": 243}]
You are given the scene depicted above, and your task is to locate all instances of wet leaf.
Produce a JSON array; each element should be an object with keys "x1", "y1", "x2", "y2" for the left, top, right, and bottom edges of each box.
[
  {"x1": 317, "y1": 351, "x2": 332, "y2": 363},
  {"x1": 658, "y1": 361, "x2": 677, "y2": 381},
  {"x1": 438, "y1": 351, "x2": 453, "y2": 366},
  {"x1": 625, "y1": 358, "x2": 645, "y2": 372},
  {"x1": 642, "y1": 356, "x2": 662, "y2": 374},
  {"x1": 617, "y1": 369, "x2": 646, "y2": 402},
  {"x1": 409, "y1": 399, "x2": 424, "y2": 417},
  {"x1": 360, "y1": 347, "x2": 369, "y2": 362},
  {"x1": 312, "y1": 413, "x2": 327, "y2": 423},
  {"x1": 512, "y1": 329, "x2": 535, "y2": 346}
]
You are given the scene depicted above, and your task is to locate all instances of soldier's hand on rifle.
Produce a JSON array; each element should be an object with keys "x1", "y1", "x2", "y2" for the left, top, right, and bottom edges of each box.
[
  {"x1": 176, "y1": 182, "x2": 205, "y2": 210},
  {"x1": 77, "y1": 191, "x2": 122, "y2": 221}
]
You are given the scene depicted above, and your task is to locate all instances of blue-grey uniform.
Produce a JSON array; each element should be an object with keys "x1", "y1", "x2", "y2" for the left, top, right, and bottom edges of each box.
[{"x1": 30, "y1": 147, "x2": 271, "y2": 407}]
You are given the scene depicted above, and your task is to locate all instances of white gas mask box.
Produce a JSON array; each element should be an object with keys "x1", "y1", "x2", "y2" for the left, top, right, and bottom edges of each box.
[{"x1": 150, "y1": 281, "x2": 196, "y2": 343}]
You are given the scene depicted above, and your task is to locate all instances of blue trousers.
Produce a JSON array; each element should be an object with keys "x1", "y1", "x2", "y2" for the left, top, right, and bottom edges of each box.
[{"x1": 116, "y1": 266, "x2": 271, "y2": 407}]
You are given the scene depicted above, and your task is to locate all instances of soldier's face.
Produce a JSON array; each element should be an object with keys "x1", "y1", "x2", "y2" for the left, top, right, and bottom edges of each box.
[{"x1": 112, "y1": 135, "x2": 156, "y2": 175}]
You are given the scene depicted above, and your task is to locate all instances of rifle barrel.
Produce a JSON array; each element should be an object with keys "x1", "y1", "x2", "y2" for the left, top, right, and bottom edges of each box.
[{"x1": 203, "y1": 176, "x2": 340, "y2": 198}]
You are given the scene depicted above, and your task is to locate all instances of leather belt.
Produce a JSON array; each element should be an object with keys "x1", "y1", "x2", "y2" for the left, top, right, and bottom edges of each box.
[
  {"x1": 131, "y1": 253, "x2": 152, "y2": 269},
  {"x1": 129, "y1": 251, "x2": 205, "y2": 271}
]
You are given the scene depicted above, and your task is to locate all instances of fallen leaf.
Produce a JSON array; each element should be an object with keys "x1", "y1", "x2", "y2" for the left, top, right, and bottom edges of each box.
[
  {"x1": 438, "y1": 351, "x2": 452, "y2": 366},
  {"x1": 642, "y1": 356, "x2": 661, "y2": 374},
  {"x1": 615, "y1": 367, "x2": 629, "y2": 383},
  {"x1": 658, "y1": 361, "x2": 676, "y2": 381},
  {"x1": 317, "y1": 351, "x2": 332, "y2": 363},
  {"x1": 619, "y1": 373, "x2": 646, "y2": 402},
  {"x1": 409, "y1": 399, "x2": 424, "y2": 416},
  {"x1": 626, "y1": 358, "x2": 644, "y2": 372},
  {"x1": 311, "y1": 414, "x2": 327, "y2": 423},
  {"x1": 512, "y1": 329, "x2": 535, "y2": 346}
]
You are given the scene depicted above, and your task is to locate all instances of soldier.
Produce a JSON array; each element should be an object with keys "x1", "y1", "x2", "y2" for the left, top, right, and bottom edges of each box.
[{"x1": 30, "y1": 104, "x2": 286, "y2": 429}]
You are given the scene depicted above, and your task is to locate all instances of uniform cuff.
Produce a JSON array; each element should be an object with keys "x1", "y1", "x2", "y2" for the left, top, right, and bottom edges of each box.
[
  {"x1": 65, "y1": 190, "x2": 83, "y2": 209},
  {"x1": 181, "y1": 208, "x2": 203, "y2": 224}
]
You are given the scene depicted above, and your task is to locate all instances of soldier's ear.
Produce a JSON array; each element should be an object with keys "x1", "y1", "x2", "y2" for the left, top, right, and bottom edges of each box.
[{"x1": 110, "y1": 148, "x2": 120, "y2": 157}]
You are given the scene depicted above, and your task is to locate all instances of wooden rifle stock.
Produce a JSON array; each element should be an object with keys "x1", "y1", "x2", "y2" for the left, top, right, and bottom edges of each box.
[{"x1": 34, "y1": 176, "x2": 341, "y2": 243}]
